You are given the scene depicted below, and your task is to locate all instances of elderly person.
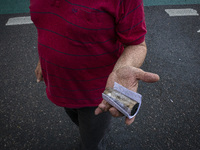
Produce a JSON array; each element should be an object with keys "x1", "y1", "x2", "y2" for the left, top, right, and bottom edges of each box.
[{"x1": 30, "y1": 0, "x2": 159, "y2": 149}]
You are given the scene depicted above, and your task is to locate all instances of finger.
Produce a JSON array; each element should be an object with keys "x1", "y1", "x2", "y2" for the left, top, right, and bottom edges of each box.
[
  {"x1": 136, "y1": 69, "x2": 160, "y2": 83},
  {"x1": 109, "y1": 107, "x2": 123, "y2": 117},
  {"x1": 37, "y1": 76, "x2": 44, "y2": 82},
  {"x1": 95, "y1": 106, "x2": 104, "y2": 115},
  {"x1": 125, "y1": 116, "x2": 136, "y2": 125},
  {"x1": 41, "y1": 76, "x2": 44, "y2": 81},
  {"x1": 35, "y1": 67, "x2": 43, "y2": 83},
  {"x1": 37, "y1": 77, "x2": 41, "y2": 83},
  {"x1": 95, "y1": 100, "x2": 112, "y2": 115},
  {"x1": 36, "y1": 71, "x2": 43, "y2": 82},
  {"x1": 35, "y1": 70, "x2": 40, "y2": 82}
]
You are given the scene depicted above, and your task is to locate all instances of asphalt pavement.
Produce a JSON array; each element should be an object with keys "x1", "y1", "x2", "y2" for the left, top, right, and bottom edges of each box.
[{"x1": 0, "y1": 4, "x2": 200, "y2": 150}]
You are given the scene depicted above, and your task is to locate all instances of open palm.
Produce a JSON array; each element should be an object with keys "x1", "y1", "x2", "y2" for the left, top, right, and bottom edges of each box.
[{"x1": 95, "y1": 66, "x2": 160, "y2": 125}]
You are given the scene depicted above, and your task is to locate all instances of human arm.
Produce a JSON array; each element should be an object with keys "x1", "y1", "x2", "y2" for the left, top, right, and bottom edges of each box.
[{"x1": 95, "y1": 41, "x2": 160, "y2": 125}]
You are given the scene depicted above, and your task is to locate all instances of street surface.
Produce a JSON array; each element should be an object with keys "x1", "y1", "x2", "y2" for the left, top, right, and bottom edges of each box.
[{"x1": 0, "y1": 2, "x2": 200, "y2": 150}]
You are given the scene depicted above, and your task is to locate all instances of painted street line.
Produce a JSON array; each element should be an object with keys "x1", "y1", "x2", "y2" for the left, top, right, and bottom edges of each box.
[
  {"x1": 6, "y1": 16, "x2": 33, "y2": 26},
  {"x1": 165, "y1": 9, "x2": 199, "y2": 17},
  {"x1": 144, "y1": 0, "x2": 200, "y2": 6},
  {"x1": 198, "y1": 30, "x2": 200, "y2": 33}
]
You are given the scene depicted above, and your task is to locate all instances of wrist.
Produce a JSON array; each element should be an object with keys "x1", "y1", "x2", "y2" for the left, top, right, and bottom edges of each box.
[
  {"x1": 112, "y1": 65, "x2": 139, "y2": 74},
  {"x1": 112, "y1": 42, "x2": 147, "y2": 73}
]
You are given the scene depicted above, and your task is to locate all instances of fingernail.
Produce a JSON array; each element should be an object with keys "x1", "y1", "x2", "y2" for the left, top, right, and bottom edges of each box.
[{"x1": 37, "y1": 79, "x2": 40, "y2": 83}]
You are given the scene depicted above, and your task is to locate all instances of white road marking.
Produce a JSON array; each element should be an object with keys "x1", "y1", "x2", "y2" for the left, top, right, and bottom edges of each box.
[
  {"x1": 6, "y1": 16, "x2": 33, "y2": 26},
  {"x1": 198, "y1": 30, "x2": 200, "y2": 33},
  {"x1": 165, "y1": 8, "x2": 199, "y2": 16}
]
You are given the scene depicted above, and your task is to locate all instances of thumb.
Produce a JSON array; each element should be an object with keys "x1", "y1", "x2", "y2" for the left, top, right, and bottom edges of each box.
[{"x1": 136, "y1": 69, "x2": 160, "y2": 83}]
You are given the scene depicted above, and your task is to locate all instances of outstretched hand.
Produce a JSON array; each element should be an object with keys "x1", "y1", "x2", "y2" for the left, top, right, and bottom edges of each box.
[{"x1": 95, "y1": 66, "x2": 160, "y2": 125}]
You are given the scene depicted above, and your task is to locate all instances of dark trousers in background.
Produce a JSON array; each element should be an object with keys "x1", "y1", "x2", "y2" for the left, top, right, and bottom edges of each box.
[{"x1": 64, "y1": 107, "x2": 111, "y2": 150}]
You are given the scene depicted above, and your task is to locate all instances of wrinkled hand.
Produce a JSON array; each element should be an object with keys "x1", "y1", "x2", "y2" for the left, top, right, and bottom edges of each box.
[
  {"x1": 35, "y1": 60, "x2": 44, "y2": 83},
  {"x1": 95, "y1": 66, "x2": 160, "y2": 125}
]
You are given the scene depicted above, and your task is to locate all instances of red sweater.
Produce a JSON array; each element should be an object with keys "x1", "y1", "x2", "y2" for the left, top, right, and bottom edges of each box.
[{"x1": 30, "y1": 0, "x2": 147, "y2": 108}]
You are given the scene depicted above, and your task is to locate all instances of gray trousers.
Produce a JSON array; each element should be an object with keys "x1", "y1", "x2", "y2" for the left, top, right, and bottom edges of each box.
[{"x1": 64, "y1": 107, "x2": 111, "y2": 150}]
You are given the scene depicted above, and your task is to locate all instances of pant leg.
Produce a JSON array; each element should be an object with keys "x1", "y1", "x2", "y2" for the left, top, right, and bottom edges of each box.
[
  {"x1": 64, "y1": 107, "x2": 79, "y2": 126},
  {"x1": 77, "y1": 107, "x2": 111, "y2": 150}
]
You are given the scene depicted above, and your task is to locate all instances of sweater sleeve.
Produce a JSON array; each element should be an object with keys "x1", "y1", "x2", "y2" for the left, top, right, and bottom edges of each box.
[{"x1": 115, "y1": 0, "x2": 147, "y2": 45}]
